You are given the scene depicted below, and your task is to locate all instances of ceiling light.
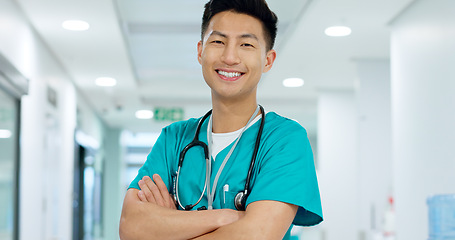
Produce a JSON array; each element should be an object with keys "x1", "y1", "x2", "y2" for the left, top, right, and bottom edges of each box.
[
  {"x1": 95, "y1": 77, "x2": 117, "y2": 87},
  {"x1": 283, "y1": 78, "x2": 304, "y2": 88},
  {"x1": 324, "y1": 26, "x2": 352, "y2": 37},
  {"x1": 62, "y1": 20, "x2": 90, "y2": 31},
  {"x1": 0, "y1": 129, "x2": 12, "y2": 139},
  {"x1": 135, "y1": 110, "x2": 154, "y2": 119}
]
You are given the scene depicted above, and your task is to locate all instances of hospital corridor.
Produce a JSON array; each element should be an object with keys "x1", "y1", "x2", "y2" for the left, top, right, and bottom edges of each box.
[{"x1": 1, "y1": 0, "x2": 455, "y2": 239}]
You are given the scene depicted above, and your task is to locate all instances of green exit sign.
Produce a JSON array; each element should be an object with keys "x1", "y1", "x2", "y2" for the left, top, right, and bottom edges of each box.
[{"x1": 154, "y1": 107, "x2": 184, "y2": 122}]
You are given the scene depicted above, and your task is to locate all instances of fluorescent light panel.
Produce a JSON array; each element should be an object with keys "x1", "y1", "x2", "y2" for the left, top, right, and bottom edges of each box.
[
  {"x1": 62, "y1": 20, "x2": 90, "y2": 31},
  {"x1": 135, "y1": 110, "x2": 154, "y2": 119},
  {"x1": 325, "y1": 26, "x2": 352, "y2": 37},
  {"x1": 283, "y1": 78, "x2": 304, "y2": 88},
  {"x1": 0, "y1": 129, "x2": 12, "y2": 138},
  {"x1": 95, "y1": 77, "x2": 117, "y2": 87}
]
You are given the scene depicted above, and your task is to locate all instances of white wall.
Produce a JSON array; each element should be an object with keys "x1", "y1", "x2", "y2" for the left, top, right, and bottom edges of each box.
[
  {"x1": 318, "y1": 91, "x2": 359, "y2": 240},
  {"x1": 0, "y1": 0, "x2": 100, "y2": 239},
  {"x1": 355, "y1": 59, "x2": 393, "y2": 236},
  {"x1": 317, "y1": 59, "x2": 393, "y2": 240},
  {"x1": 390, "y1": 0, "x2": 455, "y2": 239}
]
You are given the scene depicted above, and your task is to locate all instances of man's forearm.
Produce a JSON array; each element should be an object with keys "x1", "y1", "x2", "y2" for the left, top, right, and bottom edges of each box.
[
  {"x1": 119, "y1": 189, "x2": 242, "y2": 240},
  {"x1": 192, "y1": 200, "x2": 297, "y2": 240},
  {"x1": 191, "y1": 215, "x2": 270, "y2": 240},
  {"x1": 191, "y1": 218, "x2": 253, "y2": 240}
]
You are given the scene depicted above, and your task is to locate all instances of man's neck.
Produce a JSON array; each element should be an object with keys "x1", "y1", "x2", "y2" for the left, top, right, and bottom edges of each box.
[{"x1": 210, "y1": 99, "x2": 260, "y2": 133}]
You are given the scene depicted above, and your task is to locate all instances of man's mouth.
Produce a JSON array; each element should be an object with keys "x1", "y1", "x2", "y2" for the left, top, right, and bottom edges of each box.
[{"x1": 216, "y1": 70, "x2": 244, "y2": 80}]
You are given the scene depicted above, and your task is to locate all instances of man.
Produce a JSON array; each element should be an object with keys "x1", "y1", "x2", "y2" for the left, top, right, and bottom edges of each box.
[{"x1": 119, "y1": 0, "x2": 323, "y2": 239}]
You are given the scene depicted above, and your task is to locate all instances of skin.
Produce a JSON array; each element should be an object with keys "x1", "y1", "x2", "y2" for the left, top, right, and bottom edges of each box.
[
  {"x1": 197, "y1": 11, "x2": 276, "y2": 133},
  {"x1": 119, "y1": 11, "x2": 298, "y2": 240}
]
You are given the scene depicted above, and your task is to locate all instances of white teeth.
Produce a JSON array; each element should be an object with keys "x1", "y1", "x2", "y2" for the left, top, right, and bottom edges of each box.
[{"x1": 218, "y1": 70, "x2": 242, "y2": 78}]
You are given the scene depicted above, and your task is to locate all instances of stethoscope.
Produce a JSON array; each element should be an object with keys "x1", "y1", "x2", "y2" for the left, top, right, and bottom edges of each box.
[{"x1": 173, "y1": 105, "x2": 265, "y2": 211}]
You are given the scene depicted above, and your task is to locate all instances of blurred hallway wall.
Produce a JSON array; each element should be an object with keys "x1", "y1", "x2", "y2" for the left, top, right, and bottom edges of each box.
[
  {"x1": 317, "y1": 59, "x2": 392, "y2": 240},
  {"x1": 390, "y1": 0, "x2": 455, "y2": 238},
  {"x1": 0, "y1": 0, "x2": 105, "y2": 239}
]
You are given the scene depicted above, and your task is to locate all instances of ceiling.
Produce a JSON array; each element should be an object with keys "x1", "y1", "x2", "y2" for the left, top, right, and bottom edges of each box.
[{"x1": 15, "y1": 0, "x2": 415, "y2": 136}]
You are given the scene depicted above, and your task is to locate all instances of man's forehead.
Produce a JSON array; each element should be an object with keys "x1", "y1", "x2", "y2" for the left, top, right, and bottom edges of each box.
[{"x1": 204, "y1": 12, "x2": 265, "y2": 41}]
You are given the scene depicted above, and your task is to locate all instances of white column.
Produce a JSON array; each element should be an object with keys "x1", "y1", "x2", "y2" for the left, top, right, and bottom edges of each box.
[
  {"x1": 19, "y1": 69, "x2": 47, "y2": 240},
  {"x1": 355, "y1": 59, "x2": 393, "y2": 236},
  {"x1": 57, "y1": 82, "x2": 77, "y2": 240},
  {"x1": 390, "y1": 0, "x2": 455, "y2": 239},
  {"x1": 103, "y1": 128, "x2": 124, "y2": 240},
  {"x1": 318, "y1": 91, "x2": 358, "y2": 240}
]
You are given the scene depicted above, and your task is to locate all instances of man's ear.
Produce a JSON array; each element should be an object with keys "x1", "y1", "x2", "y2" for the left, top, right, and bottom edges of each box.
[
  {"x1": 263, "y1": 49, "x2": 277, "y2": 73},
  {"x1": 197, "y1": 41, "x2": 203, "y2": 65}
]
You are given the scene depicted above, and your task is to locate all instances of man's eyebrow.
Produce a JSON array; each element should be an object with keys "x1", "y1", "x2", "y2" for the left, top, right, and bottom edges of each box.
[
  {"x1": 210, "y1": 31, "x2": 227, "y2": 38},
  {"x1": 239, "y1": 33, "x2": 259, "y2": 41},
  {"x1": 209, "y1": 31, "x2": 259, "y2": 41}
]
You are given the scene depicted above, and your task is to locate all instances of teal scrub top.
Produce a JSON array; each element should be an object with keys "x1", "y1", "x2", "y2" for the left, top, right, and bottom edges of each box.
[{"x1": 129, "y1": 112, "x2": 323, "y2": 239}]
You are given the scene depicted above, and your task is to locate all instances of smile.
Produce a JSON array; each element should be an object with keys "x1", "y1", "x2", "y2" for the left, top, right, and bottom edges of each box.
[{"x1": 216, "y1": 70, "x2": 244, "y2": 80}]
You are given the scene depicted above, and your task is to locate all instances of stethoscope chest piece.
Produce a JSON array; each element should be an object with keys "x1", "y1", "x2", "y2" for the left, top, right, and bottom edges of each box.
[{"x1": 234, "y1": 191, "x2": 246, "y2": 211}]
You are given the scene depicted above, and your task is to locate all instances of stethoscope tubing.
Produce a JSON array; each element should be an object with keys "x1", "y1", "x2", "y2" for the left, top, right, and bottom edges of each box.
[
  {"x1": 243, "y1": 105, "x2": 265, "y2": 197},
  {"x1": 175, "y1": 165, "x2": 208, "y2": 210},
  {"x1": 174, "y1": 106, "x2": 264, "y2": 211},
  {"x1": 175, "y1": 110, "x2": 212, "y2": 210}
]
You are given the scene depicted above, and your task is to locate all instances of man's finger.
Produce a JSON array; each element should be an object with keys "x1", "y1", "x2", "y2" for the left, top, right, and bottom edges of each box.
[
  {"x1": 138, "y1": 177, "x2": 157, "y2": 204},
  {"x1": 153, "y1": 174, "x2": 173, "y2": 208},
  {"x1": 169, "y1": 195, "x2": 177, "y2": 209},
  {"x1": 144, "y1": 176, "x2": 165, "y2": 206},
  {"x1": 138, "y1": 190, "x2": 147, "y2": 202}
]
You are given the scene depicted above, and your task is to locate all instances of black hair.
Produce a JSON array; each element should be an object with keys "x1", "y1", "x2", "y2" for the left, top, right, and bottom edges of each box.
[{"x1": 201, "y1": 0, "x2": 278, "y2": 51}]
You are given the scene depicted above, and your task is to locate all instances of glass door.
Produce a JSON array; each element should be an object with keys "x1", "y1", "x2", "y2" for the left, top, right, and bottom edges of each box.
[
  {"x1": 0, "y1": 88, "x2": 19, "y2": 240},
  {"x1": 73, "y1": 141, "x2": 102, "y2": 240}
]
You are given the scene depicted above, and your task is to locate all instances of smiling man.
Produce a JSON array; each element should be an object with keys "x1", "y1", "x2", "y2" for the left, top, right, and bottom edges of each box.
[{"x1": 119, "y1": 0, "x2": 323, "y2": 239}]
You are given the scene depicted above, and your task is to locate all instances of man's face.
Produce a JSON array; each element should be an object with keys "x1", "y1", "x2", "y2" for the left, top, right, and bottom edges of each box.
[{"x1": 197, "y1": 11, "x2": 276, "y2": 103}]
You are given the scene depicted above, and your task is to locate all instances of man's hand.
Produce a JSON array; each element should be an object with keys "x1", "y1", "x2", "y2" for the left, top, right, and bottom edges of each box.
[
  {"x1": 121, "y1": 187, "x2": 246, "y2": 240},
  {"x1": 137, "y1": 174, "x2": 177, "y2": 209}
]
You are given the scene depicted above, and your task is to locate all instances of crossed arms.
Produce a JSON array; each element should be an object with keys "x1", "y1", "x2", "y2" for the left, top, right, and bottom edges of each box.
[{"x1": 119, "y1": 174, "x2": 298, "y2": 240}]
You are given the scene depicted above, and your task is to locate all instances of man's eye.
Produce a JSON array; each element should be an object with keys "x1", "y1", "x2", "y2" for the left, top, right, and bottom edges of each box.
[
  {"x1": 212, "y1": 40, "x2": 223, "y2": 44},
  {"x1": 241, "y1": 43, "x2": 254, "y2": 47}
]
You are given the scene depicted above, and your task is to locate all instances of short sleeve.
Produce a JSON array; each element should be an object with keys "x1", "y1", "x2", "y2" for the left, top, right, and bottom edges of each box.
[
  {"x1": 128, "y1": 127, "x2": 174, "y2": 192},
  {"x1": 246, "y1": 118, "x2": 323, "y2": 226}
]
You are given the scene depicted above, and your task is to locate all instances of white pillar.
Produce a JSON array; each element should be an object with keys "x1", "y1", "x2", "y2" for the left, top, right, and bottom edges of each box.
[
  {"x1": 19, "y1": 68, "x2": 47, "y2": 240},
  {"x1": 390, "y1": 0, "x2": 455, "y2": 239},
  {"x1": 355, "y1": 59, "x2": 393, "y2": 236},
  {"x1": 103, "y1": 128, "x2": 124, "y2": 240},
  {"x1": 318, "y1": 91, "x2": 358, "y2": 240}
]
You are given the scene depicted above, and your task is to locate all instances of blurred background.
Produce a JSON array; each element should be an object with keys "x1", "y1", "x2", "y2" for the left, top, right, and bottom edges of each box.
[{"x1": 1, "y1": 0, "x2": 454, "y2": 239}]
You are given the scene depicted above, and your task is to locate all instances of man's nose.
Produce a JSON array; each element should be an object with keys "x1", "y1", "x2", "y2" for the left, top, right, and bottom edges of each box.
[{"x1": 221, "y1": 44, "x2": 241, "y2": 65}]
